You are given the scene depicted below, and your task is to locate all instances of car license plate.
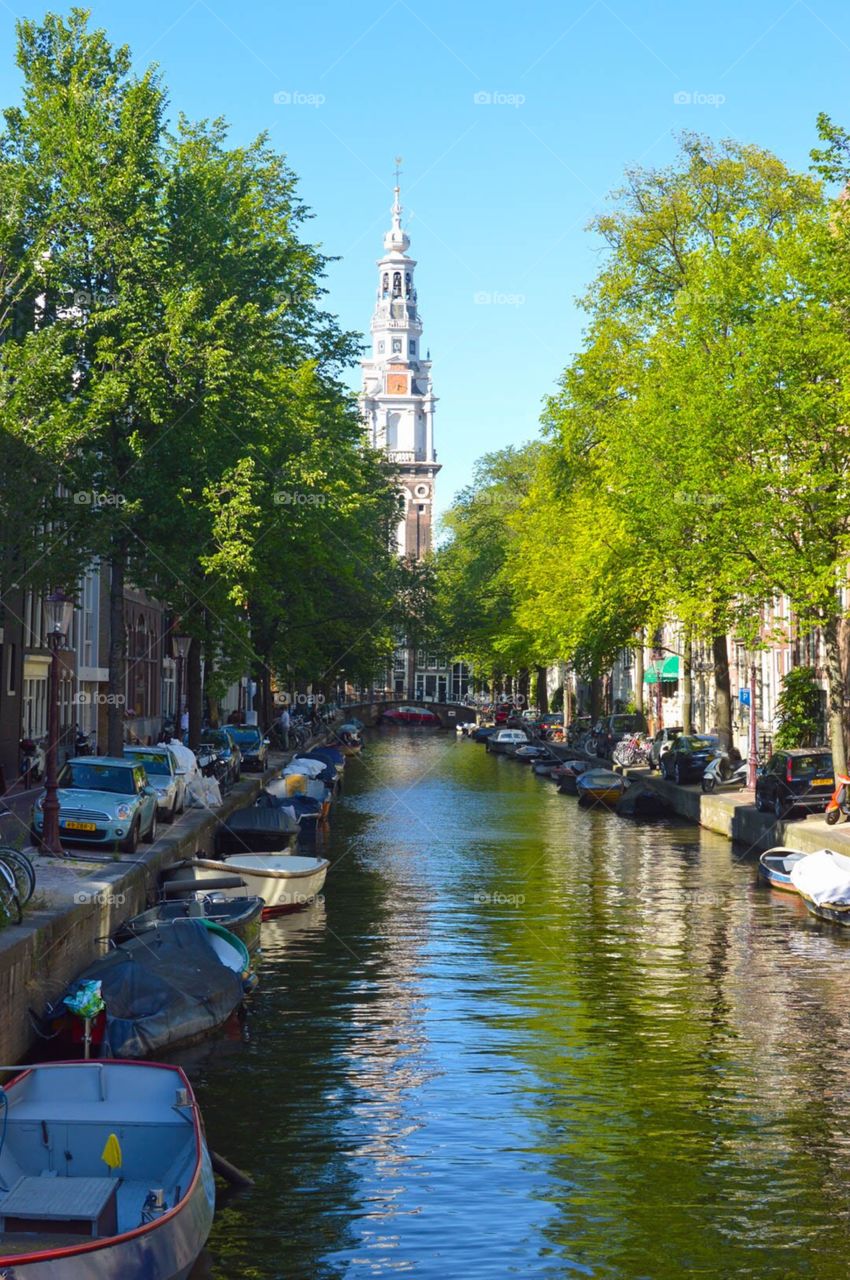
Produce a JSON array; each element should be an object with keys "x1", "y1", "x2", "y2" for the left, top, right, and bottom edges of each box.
[
  {"x1": 63, "y1": 820, "x2": 97, "y2": 831},
  {"x1": 811, "y1": 779, "x2": 832, "y2": 787}
]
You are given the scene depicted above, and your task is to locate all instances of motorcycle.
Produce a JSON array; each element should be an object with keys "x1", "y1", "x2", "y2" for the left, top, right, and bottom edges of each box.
[
  {"x1": 701, "y1": 750, "x2": 748, "y2": 793},
  {"x1": 825, "y1": 774, "x2": 850, "y2": 825},
  {"x1": 74, "y1": 726, "x2": 93, "y2": 756}
]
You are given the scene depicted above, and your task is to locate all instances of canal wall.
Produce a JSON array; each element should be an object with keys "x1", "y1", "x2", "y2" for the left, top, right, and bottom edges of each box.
[
  {"x1": 0, "y1": 738, "x2": 330, "y2": 1066},
  {"x1": 550, "y1": 743, "x2": 850, "y2": 859}
]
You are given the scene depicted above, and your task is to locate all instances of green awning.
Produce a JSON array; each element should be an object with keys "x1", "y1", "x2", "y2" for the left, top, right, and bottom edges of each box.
[{"x1": 644, "y1": 655, "x2": 680, "y2": 684}]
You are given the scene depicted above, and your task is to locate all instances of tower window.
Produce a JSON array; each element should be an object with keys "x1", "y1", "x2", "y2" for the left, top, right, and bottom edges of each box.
[
  {"x1": 392, "y1": 338, "x2": 402, "y2": 353},
  {"x1": 378, "y1": 340, "x2": 385, "y2": 353},
  {"x1": 392, "y1": 271, "x2": 402, "y2": 296},
  {"x1": 405, "y1": 272, "x2": 412, "y2": 296},
  {"x1": 382, "y1": 272, "x2": 389, "y2": 296},
  {"x1": 409, "y1": 340, "x2": 416, "y2": 355}
]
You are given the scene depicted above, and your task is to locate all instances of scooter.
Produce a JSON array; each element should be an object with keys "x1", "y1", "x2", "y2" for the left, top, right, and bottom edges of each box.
[
  {"x1": 701, "y1": 751, "x2": 748, "y2": 793},
  {"x1": 825, "y1": 774, "x2": 850, "y2": 825}
]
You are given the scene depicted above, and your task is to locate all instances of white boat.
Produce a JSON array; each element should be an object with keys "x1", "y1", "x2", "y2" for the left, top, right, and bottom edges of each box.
[
  {"x1": 191, "y1": 854, "x2": 329, "y2": 918},
  {"x1": 0, "y1": 1060, "x2": 214, "y2": 1279}
]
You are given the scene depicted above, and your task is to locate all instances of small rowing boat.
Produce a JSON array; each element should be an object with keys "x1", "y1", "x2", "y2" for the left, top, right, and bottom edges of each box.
[
  {"x1": 576, "y1": 769, "x2": 628, "y2": 807},
  {"x1": 789, "y1": 847, "x2": 850, "y2": 925},
  {"x1": 0, "y1": 1060, "x2": 215, "y2": 1280},
  {"x1": 758, "y1": 848, "x2": 807, "y2": 893},
  {"x1": 190, "y1": 853, "x2": 329, "y2": 918}
]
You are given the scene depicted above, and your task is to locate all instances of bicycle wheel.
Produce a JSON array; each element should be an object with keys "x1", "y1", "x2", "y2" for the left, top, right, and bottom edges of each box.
[
  {"x1": 0, "y1": 847, "x2": 35, "y2": 904},
  {"x1": 0, "y1": 861, "x2": 22, "y2": 924}
]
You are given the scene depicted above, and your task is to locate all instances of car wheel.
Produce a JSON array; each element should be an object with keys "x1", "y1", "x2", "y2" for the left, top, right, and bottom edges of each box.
[
  {"x1": 774, "y1": 794, "x2": 788, "y2": 820},
  {"x1": 120, "y1": 820, "x2": 139, "y2": 855},
  {"x1": 143, "y1": 813, "x2": 158, "y2": 845},
  {"x1": 755, "y1": 789, "x2": 767, "y2": 813},
  {"x1": 163, "y1": 800, "x2": 176, "y2": 824},
  {"x1": 675, "y1": 762, "x2": 684, "y2": 786}
]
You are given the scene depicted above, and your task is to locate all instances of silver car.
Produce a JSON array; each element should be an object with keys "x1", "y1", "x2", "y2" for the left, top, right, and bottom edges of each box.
[{"x1": 123, "y1": 746, "x2": 186, "y2": 822}]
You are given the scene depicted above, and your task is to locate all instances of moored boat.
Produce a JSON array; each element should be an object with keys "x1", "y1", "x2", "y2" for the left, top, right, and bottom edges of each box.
[
  {"x1": 115, "y1": 894, "x2": 264, "y2": 956},
  {"x1": 576, "y1": 769, "x2": 628, "y2": 807},
  {"x1": 45, "y1": 921, "x2": 246, "y2": 1058},
  {"x1": 215, "y1": 805, "x2": 300, "y2": 855},
  {"x1": 789, "y1": 848, "x2": 850, "y2": 924},
  {"x1": 0, "y1": 1060, "x2": 215, "y2": 1280},
  {"x1": 191, "y1": 853, "x2": 329, "y2": 918},
  {"x1": 758, "y1": 847, "x2": 807, "y2": 893}
]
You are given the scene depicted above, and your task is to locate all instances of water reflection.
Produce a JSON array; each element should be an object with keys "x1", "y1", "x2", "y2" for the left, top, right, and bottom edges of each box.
[{"x1": 187, "y1": 732, "x2": 850, "y2": 1278}]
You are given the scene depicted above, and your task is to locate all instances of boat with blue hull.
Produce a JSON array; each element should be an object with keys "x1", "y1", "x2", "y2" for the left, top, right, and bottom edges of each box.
[
  {"x1": 758, "y1": 848, "x2": 807, "y2": 892},
  {"x1": 0, "y1": 1060, "x2": 214, "y2": 1280}
]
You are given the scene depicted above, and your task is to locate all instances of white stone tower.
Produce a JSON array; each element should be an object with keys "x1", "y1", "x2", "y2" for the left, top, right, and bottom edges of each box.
[{"x1": 360, "y1": 168, "x2": 440, "y2": 560}]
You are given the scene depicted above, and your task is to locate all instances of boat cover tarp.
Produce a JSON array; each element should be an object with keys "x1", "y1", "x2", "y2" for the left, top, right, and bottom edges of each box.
[
  {"x1": 286, "y1": 758, "x2": 328, "y2": 778},
  {"x1": 54, "y1": 922, "x2": 243, "y2": 1058},
  {"x1": 789, "y1": 849, "x2": 850, "y2": 904},
  {"x1": 303, "y1": 746, "x2": 344, "y2": 767}
]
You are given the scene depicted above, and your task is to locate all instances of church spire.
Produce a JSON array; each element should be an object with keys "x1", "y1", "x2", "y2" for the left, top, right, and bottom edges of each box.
[{"x1": 384, "y1": 155, "x2": 410, "y2": 254}]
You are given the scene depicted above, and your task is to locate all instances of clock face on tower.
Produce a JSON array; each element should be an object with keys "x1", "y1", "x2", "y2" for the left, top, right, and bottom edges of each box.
[{"x1": 386, "y1": 372, "x2": 408, "y2": 395}]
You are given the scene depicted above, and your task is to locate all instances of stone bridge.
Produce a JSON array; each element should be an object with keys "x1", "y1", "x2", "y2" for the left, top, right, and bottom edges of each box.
[{"x1": 341, "y1": 699, "x2": 478, "y2": 729}]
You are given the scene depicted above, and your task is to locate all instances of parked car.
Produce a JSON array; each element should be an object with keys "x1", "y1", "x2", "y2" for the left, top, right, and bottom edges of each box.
[
  {"x1": 224, "y1": 724, "x2": 269, "y2": 771},
  {"x1": 595, "y1": 712, "x2": 649, "y2": 760},
  {"x1": 31, "y1": 756, "x2": 158, "y2": 853},
  {"x1": 647, "y1": 727, "x2": 684, "y2": 771},
  {"x1": 123, "y1": 746, "x2": 186, "y2": 822},
  {"x1": 661, "y1": 735, "x2": 721, "y2": 784},
  {"x1": 755, "y1": 748, "x2": 835, "y2": 818},
  {"x1": 493, "y1": 703, "x2": 515, "y2": 725},
  {"x1": 192, "y1": 729, "x2": 241, "y2": 787}
]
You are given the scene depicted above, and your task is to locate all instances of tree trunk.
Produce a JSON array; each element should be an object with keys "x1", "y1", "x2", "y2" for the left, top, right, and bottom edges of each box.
[
  {"x1": 590, "y1": 673, "x2": 602, "y2": 721},
  {"x1": 712, "y1": 633, "x2": 732, "y2": 751},
  {"x1": 681, "y1": 631, "x2": 693, "y2": 734},
  {"x1": 187, "y1": 636, "x2": 202, "y2": 753},
  {"x1": 518, "y1": 668, "x2": 530, "y2": 710},
  {"x1": 634, "y1": 634, "x2": 644, "y2": 714},
  {"x1": 824, "y1": 613, "x2": 847, "y2": 776},
  {"x1": 535, "y1": 666, "x2": 548, "y2": 714},
  {"x1": 107, "y1": 553, "x2": 125, "y2": 755}
]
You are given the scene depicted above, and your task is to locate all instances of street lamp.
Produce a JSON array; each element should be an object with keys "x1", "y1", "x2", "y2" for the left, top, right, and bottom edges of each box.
[
  {"x1": 173, "y1": 632, "x2": 191, "y2": 736},
  {"x1": 735, "y1": 639, "x2": 760, "y2": 790},
  {"x1": 41, "y1": 589, "x2": 74, "y2": 856}
]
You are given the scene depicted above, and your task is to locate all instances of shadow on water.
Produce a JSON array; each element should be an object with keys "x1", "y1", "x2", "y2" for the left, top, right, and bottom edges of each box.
[{"x1": 186, "y1": 730, "x2": 850, "y2": 1278}]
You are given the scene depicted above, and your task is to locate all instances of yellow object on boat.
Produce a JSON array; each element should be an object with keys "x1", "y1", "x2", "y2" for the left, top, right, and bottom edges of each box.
[
  {"x1": 284, "y1": 774, "x2": 307, "y2": 796},
  {"x1": 101, "y1": 1133, "x2": 122, "y2": 1170}
]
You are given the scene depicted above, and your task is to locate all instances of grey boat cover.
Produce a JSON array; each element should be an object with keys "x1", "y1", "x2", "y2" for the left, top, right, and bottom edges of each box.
[{"x1": 53, "y1": 921, "x2": 244, "y2": 1058}]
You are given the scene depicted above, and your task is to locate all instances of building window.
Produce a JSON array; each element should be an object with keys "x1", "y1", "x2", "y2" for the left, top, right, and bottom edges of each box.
[
  {"x1": 392, "y1": 338, "x2": 402, "y2": 353},
  {"x1": 409, "y1": 340, "x2": 416, "y2": 355},
  {"x1": 378, "y1": 340, "x2": 385, "y2": 353}
]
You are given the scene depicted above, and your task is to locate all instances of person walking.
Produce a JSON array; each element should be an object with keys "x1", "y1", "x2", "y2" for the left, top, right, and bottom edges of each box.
[{"x1": 278, "y1": 705, "x2": 291, "y2": 751}]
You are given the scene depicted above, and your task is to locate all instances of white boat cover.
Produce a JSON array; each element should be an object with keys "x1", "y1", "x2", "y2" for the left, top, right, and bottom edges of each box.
[
  {"x1": 789, "y1": 848, "x2": 850, "y2": 904},
  {"x1": 285, "y1": 758, "x2": 327, "y2": 778}
]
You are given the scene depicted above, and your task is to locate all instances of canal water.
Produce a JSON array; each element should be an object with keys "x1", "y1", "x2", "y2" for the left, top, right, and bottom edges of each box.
[{"x1": 187, "y1": 730, "x2": 850, "y2": 1279}]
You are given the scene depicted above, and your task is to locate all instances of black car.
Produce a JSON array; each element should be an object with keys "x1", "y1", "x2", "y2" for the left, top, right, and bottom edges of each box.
[
  {"x1": 661, "y1": 734, "x2": 720, "y2": 784},
  {"x1": 224, "y1": 724, "x2": 269, "y2": 772},
  {"x1": 596, "y1": 712, "x2": 649, "y2": 760},
  {"x1": 755, "y1": 748, "x2": 834, "y2": 818},
  {"x1": 194, "y1": 729, "x2": 241, "y2": 786}
]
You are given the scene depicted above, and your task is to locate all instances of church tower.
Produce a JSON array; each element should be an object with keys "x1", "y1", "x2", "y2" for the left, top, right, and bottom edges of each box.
[{"x1": 360, "y1": 171, "x2": 440, "y2": 559}]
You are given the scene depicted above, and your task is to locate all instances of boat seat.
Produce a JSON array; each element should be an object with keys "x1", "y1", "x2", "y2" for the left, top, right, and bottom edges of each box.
[{"x1": 0, "y1": 1174, "x2": 118, "y2": 1238}]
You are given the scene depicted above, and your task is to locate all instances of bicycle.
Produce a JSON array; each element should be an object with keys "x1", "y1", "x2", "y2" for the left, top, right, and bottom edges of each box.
[
  {"x1": 0, "y1": 859, "x2": 22, "y2": 925},
  {"x1": 0, "y1": 846, "x2": 35, "y2": 905},
  {"x1": 612, "y1": 735, "x2": 652, "y2": 768}
]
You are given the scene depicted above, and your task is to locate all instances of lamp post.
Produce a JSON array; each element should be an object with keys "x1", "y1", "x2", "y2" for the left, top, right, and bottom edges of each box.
[
  {"x1": 748, "y1": 656, "x2": 759, "y2": 790},
  {"x1": 173, "y1": 633, "x2": 191, "y2": 736},
  {"x1": 41, "y1": 589, "x2": 74, "y2": 857}
]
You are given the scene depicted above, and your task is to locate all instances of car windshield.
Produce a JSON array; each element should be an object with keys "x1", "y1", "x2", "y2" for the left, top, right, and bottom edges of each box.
[
  {"x1": 59, "y1": 762, "x2": 137, "y2": 795},
  {"x1": 685, "y1": 736, "x2": 718, "y2": 751},
  {"x1": 791, "y1": 753, "x2": 833, "y2": 778},
  {"x1": 228, "y1": 728, "x2": 262, "y2": 745},
  {"x1": 125, "y1": 751, "x2": 171, "y2": 776},
  {"x1": 200, "y1": 731, "x2": 229, "y2": 748}
]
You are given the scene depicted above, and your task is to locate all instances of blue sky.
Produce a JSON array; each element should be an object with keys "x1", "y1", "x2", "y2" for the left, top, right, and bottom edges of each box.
[{"x1": 0, "y1": 1, "x2": 848, "y2": 518}]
